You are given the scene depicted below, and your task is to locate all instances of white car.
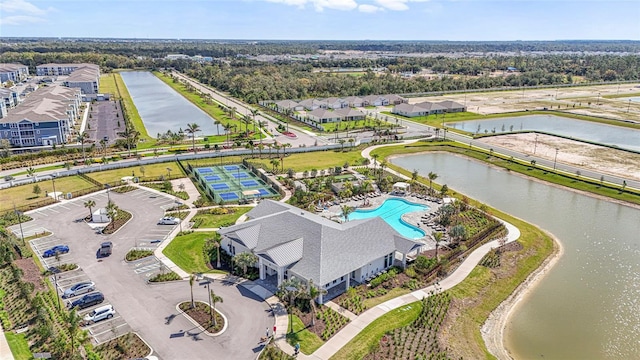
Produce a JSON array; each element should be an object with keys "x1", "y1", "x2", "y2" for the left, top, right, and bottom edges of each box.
[
  {"x1": 158, "y1": 216, "x2": 180, "y2": 225},
  {"x1": 83, "y1": 304, "x2": 115, "y2": 324}
]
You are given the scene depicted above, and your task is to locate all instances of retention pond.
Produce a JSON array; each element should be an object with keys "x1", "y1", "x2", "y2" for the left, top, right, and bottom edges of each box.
[{"x1": 392, "y1": 152, "x2": 640, "y2": 359}]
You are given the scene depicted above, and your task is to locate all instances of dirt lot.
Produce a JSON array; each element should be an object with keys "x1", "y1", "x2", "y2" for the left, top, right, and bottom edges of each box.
[
  {"x1": 410, "y1": 83, "x2": 640, "y2": 122},
  {"x1": 480, "y1": 133, "x2": 640, "y2": 181}
]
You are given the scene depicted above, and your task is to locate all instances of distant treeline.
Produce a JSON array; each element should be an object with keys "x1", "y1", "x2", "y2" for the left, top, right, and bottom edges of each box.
[
  {"x1": 2, "y1": 38, "x2": 640, "y2": 58},
  {"x1": 1, "y1": 39, "x2": 639, "y2": 103}
]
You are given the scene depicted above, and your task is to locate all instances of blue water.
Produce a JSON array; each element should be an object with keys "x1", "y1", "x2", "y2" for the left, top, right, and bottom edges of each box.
[
  {"x1": 627, "y1": 96, "x2": 640, "y2": 102},
  {"x1": 347, "y1": 198, "x2": 427, "y2": 239}
]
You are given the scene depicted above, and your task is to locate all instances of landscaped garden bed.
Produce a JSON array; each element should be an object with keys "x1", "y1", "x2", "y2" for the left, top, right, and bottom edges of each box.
[
  {"x1": 125, "y1": 249, "x2": 153, "y2": 261},
  {"x1": 149, "y1": 271, "x2": 181, "y2": 282},
  {"x1": 178, "y1": 301, "x2": 225, "y2": 334},
  {"x1": 95, "y1": 332, "x2": 151, "y2": 360},
  {"x1": 101, "y1": 208, "x2": 132, "y2": 234},
  {"x1": 142, "y1": 181, "x2": 189, "y2": 200},
  {"x1": 111, "y1": 185, "x2": 137, "y2": 193}
]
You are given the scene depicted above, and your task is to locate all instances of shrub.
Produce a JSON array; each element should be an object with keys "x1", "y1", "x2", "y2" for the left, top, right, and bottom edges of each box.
[{"x1": 149, "y1": 271, "x2": 181, "y2": 282}]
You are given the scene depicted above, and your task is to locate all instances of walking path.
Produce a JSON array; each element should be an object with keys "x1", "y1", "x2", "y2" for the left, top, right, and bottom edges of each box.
[{"x1": 0, "y1": 324, "x2": 15, "y2": 360}]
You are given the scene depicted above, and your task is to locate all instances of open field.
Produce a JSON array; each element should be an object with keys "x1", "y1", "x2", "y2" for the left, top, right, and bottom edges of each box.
[
  {"x1": 249, "y1": 148, "x2": 366, "y2": 172},
  {"x1": 0, "y1": 176, "x2": 96, "y2": 212},
  {"x1": 162, "y1": 231, "x2": 221, "y2": 274},
  {"x1": 481, "y1": 133, "x2": 640, "y2": 181},
  {"x1": 409, "y1": 82, "x2": 640, "y2": 122}
]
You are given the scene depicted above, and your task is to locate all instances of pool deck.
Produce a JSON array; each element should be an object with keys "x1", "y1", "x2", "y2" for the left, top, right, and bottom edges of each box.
[{"x1": 323, "y1": 193, "x2": 444, "y2": 246}]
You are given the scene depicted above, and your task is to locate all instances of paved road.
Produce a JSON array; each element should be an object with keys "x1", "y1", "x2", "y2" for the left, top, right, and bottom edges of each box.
[{"x1": 16, "y1": 188, "x2": 272, "y2": 360}]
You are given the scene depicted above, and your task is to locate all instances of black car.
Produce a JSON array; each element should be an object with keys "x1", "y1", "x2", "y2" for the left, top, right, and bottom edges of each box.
[
  {"x1": 99, "y1": 242, "x2": 112, "y2": 257},
  {"x1": 68, "y1": 292, "x2": 104, "y2": 310}
]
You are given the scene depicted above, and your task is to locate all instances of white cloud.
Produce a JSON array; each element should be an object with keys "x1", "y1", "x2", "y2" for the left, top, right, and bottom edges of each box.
[
  {"x1": 374, "y1": 0, "x2": 429, "y2": 11},
  {"x1": 0, "y1": 14, "x2": 45, "y2": 25},
  {"x1": 358, "y1": 4, "x2": 383, "y2": 13},
  {"x1": 266, "y1": 0, "x2": 358, "y2": 12},
  {"x1": 0, "y1": 0, "x2": 53, "y2": 25}
]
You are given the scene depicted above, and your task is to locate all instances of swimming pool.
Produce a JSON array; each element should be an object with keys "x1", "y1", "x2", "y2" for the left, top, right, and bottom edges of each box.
[{"x1": 346, "y1": 198, "x2": 427, "y2": 239}]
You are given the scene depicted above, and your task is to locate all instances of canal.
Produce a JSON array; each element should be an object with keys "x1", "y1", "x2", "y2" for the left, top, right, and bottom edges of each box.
[
  {"x1": 120, "y1": 71, "x2": 224, "y2": 137},
  {"x1": 392, "y1": 152, "x2": 640, "y2": 359}
]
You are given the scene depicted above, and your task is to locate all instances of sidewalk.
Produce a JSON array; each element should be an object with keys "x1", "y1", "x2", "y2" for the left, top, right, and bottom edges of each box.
[{"x1": 0, "y1": 324, "x2": 15, "y2": 360}]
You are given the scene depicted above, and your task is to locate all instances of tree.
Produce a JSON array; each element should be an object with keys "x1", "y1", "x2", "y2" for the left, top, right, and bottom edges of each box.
[
  {"x1": 411, "y1": 169, "x2": 419, "y2": 183},
  {"x1": 77, "y1": 132, "x2": 89, "y2": 164},
  {"x1": 233, "y1": 252, "x2": 258, "y2": 276},
  {"x1": 428, "y1": 172, "x2": 438, "y2": 195},
  {"x1": 33, "y1": 184, "x2": 42, "y2": 197},
  {"x1": 372, "y1": 154, "x2": 379, "y2": 174},
  {"x1": 185, "y1": 123, "x2": 201, "y2": 153},
  {"x1": 117, "y1": 126, "x2": 139, "y2": 158},
  {"x1": 26, "y1": 167, "x2": 35, "y2": 178},
  {"x1": 65, "y1": 308, "x2": 81, "y2": 356},
  {"x1": 105, "y1": 200, "x2": 118, "y2": 223},
  {"x1": 210, "y1": 290, "x2": 223, "y2": 326},
  {"x1": 304, "y1": 280, "x2": 326, "y2": 327},
  {"x1": 433, "y1": 231, "x2": 443, "y2": 260},
  {"x1": 279, "y1": 279, "x2": 304, "y2": 334},
  {"x1": 83, "y1": 200, "x2": 96, "y2": 219},
  {"x1": 450, "y1": 224, "x2": 467, "y2": 243},
  {"x1": 440, "y1": 184, "x2": 449, "y2": 197},
  {"x1": 340, "y1": 204, "x2": 354, "y2": 221},
  {"x1": 189, "y1": 274, "x2": 195, "y2": 309},
  {"x1": 338, "y1": 139, "x2": 346, "y2": 150}
]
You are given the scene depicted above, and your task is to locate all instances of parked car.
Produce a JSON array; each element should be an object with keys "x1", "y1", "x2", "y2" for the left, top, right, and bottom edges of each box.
[
  {"x1": 43, "y1": 245, "x2": 69, "y2": 258},
  {"x1": 99, "y1": 242, "x2": 113, "y2": 257},
  {"x1": 68, "y1": 292, "x2": 104, "y2": 310},
  {"x1": 62, "y1": 281, "x2": 95, "y2": 298},
  {"x1": 83, "y1": 304, "x2": 115, "y2": 324},
  {"x1": 158, "y1": 216, "x2": 180, "y2": 225}
]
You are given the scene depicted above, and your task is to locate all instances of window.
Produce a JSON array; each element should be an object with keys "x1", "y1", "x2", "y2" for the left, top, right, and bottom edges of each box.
[{"x1": 36, "y1": 130, "x2": 40, "y2": 134}]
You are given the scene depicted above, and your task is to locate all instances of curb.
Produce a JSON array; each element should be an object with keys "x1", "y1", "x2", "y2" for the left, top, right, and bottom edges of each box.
[{"x1": 175, "y1": 301, "x2": 228, "y2": 337}]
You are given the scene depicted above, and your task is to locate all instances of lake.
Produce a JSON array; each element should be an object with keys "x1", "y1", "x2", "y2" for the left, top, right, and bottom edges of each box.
[
  {"x1": 392, "y1": 152, "x2": 640, "y2": 359},
  {"x1": 119, "y1": 71, "x2": 224, "y2": 137}
]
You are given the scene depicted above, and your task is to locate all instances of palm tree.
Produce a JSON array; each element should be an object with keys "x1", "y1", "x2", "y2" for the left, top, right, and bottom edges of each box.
[
  {"x1": 83, "y1": 200, "x2": 96, "y2": 220},
  {"x1": 185, "y1": 123, "x2": 201, "y2": 153},
  {"x1": 210, "y1": 290, "x2": 224, "y2": 326},
  {"x1": 117, "y1": 126, "x2": 140, "y2": 158},
  {"x1": 428, "y1": 172, "x2": 438, "y2": 195},
  {"x1": 305, "y1": 280, "x2": 327, "y2": 327},
  {"x1": 65, "y1": 308, "x2": 81, "y2": 355},
  {"x1": 250, "y1": 109, "x2": 260, "y2": 141},
  {"x1": 270, "y1": 159, "x2": 279, "y2": 173},
  {"x1": 77, "y1": 132, "x2": 89, "y2": 164},
  {"x1": 189, "y1": 274, "x2": 195, "y2": 309},
  {"x1": 26, "y1": 167, "x2": 35, "y2": 178},
  {"x1": 105, "y1": 200, "x2": 118, "y2": 223},
  {"x1": 233, "y1": 252, "x2": 258, "y2": 277},
  {"x1": 257, "y1": 143, "x2": 264, "y2": 159},
  {"x1": 338, "y1": 139, "x2": 346, "y2": 150},
  {"x1": 371, "y1": 154, "x2": 379, "y2": 174},
  {"x1": 279, "y1": 279, "x2": 303, "y2": 334},
  {"x1": 433, "y1": 231, "x2": 443, "y2": 260},
  {"x1": 341, "y1": 205, "x2": 354, "y2": 222}
]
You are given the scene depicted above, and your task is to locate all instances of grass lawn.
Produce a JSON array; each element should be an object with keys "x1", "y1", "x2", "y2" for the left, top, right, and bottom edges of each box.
[
  {"x1": 287, "y1": 314, "x2": 324, "y2": 355},
  {"x1": 192, "y1": 207, "x2": 252, "y2": 229},
  {"x1": 162, "y1": 231, "x2": 221, "y2": 274},
  {"x1": 0, "y1": 176, "x2": 96, "y2": 212},
  {"x1": 10, "y1": 163, "x2": 67, "y2": 176},
  {"x1": 330, "y1": 302, "x2": 422, "y2": 360},
  {"x1": 250, "y1": 149, "x2": 366, "y2": 172},
  {"x1": 86, "y1": 162, "x2": 184, "y2": 184},
  {"x1": 113, "y1": 72, "x2": 153, "y2": 144},
  {"x1": 99, "y1": 73, "x2": 119, "y2": 94},
  {"x1": 362, "y1": 287, "x2": 410, "y2": 309},
  {"x1": 5, "y1": 332, "x2": 32, "y2": 360}
]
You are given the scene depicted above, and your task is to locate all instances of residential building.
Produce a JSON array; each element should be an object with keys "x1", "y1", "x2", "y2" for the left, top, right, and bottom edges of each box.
[
  {"x1": 334, "y1": 107, "x2": 365, "y2": 121},
  {"x1": 36, "y1": 63, "x2": 100, "y2": 94},
  {"x1": 0, "y1": 101, "x2": 6, "y2": 119},
  {"x1": 217, "y1": 200, "x2": 423, "y2": 303},
  {"x1": 344, "y1": 96, "x2": 365, "y2": 107},
  {"x1": 0, "y1": 88, "x2": 20, "y2": 108},
  {"x1": 307, "y1": 108, "x2": 343, "y2": 123},
  {"x1": 0, "y1": 63, "x2": 29, "y2": 84},
  {"x1": 392, "y1": 102, "x2": 446, "y2": 117},
  {"x1": 299, "y1": 98, "x2": 328, "y2": 111},
  {"x1": 0, "y1": 86, "x2": 81, "y2": 147},
  {"x1": 362, "y1": 95, "x2": 389, "y2": 107},
  {"x1": 415, "y1": 102, "x2": 446, "y2": 115},
  {"x1": 437, "y1": 100, "x2": 467, "y2": 113},
  {"x1": 323, "y1": 97, "x2": 348, "y2": 109},
  {"x1": 383, "y1": 94, "x2": 408, "y2": 105},
  {"x1": 275, "y1": 100, "x2": 303, "y2": 112}
]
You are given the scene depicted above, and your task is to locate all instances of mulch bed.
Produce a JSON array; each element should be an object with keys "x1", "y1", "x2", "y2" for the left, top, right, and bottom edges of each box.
[
  {"x1": 499, "y1": 240, "x2": 524, "y2": 252},
  {"x1": 14, "y1": 258, "x2": 46, "y2": 292},
  {"x1": 294, "y1": 309, "x2": 326, "y2": 338},
  {"x1": 102, "y1": 210, "x2": 132, "y2": 234},
  {"x1": 179, "y1": 301, "x2": 225, "y2": 333}
]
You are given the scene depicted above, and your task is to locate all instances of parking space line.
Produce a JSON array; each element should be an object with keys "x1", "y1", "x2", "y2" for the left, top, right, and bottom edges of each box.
[
  {"x1": 57, "y1": 204, "x2": 70, "y2": 210},
  {"x1": 133, "y1": 263, "x2": 160, "y2": 274},
  {"x1": 91, "y1": 323, "x2": 128, "y2": 338},
  {"x1": 85, "y1": 316, "x2": 122, "y2": 331}
]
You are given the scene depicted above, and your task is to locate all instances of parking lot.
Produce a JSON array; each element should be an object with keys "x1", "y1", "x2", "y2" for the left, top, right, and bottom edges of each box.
[{"x1": 9, "y1": 186, "x2": 273, "y2": 359}]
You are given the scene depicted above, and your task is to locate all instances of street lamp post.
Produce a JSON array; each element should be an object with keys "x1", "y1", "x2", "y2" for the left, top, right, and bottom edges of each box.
[
  {"x1": 533, "y1": 133, "x2": 539, "y2": 155},
  {"x1": 13, "y1": 204, "x2": 25, "y2": 245},
  {"x1": 51, "y1": 174, "x2": 57, "y2": 202},
  {"x1": 553, "y1": 147, "x2": 559, "y2": 171},
  {"x1": 104, "y1": 184, "x2": 111, "y2": 203}
]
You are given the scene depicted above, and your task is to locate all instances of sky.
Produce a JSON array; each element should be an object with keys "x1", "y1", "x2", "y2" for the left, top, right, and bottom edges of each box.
[{"x1": 1, "y1": 0, "x2": 639, "y2": 40}]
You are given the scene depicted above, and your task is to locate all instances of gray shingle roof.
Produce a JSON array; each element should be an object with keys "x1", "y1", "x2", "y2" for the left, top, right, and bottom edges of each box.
[{"x1": 218, "y1": 200, "x2": 421, "y2": 285}]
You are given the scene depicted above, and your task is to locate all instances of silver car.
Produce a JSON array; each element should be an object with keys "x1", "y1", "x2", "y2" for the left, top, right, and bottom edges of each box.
[
  {"x1": 83, "y1": 304, "x2": 115, "y2": 324},
  {"x1": 63, "y1": 281, "x2": 95, "y2": 298},
  {"x1": 158, "y1": 216, "x2": 180, "y2": 225}
]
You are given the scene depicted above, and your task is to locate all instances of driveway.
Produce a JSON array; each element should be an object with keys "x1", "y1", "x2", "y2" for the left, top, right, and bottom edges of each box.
[{"x1": 11, "y1": 188, "x2": 272, "y2": 359}]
